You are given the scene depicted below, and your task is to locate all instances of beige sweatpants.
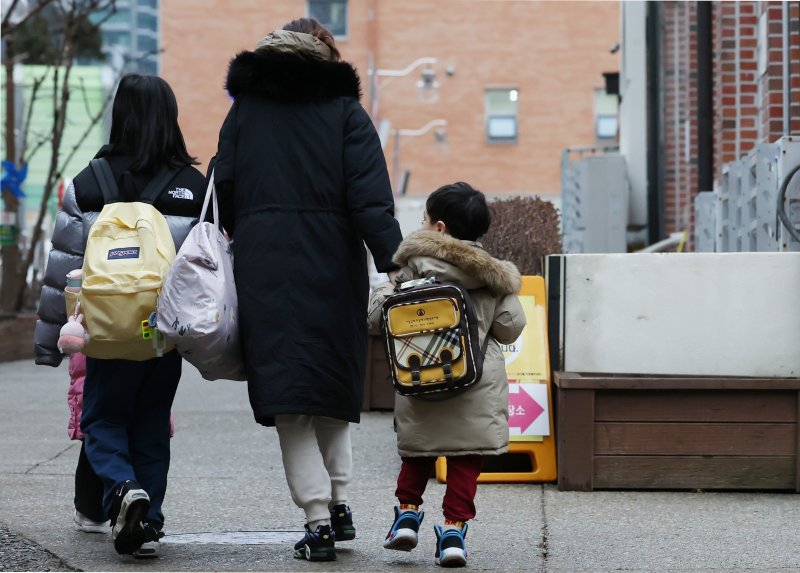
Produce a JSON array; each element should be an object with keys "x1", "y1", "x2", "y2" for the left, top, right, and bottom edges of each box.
[{"x1": 274, "y1": 415, "x2": 352, "y2": 526}]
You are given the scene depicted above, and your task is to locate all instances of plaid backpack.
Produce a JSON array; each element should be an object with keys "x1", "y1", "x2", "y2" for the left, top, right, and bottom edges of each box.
[{"x1": 380, "y1": 277, "x2": 488, "y2": 397}]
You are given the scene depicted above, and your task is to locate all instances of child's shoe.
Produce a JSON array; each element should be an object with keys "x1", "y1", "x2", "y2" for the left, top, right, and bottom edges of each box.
[
  {"x1": 383, "y1": 505, "x2": 425, "y2": 551},
  {"x1": 132, "y1": 523, "x2": 164, "y2": 559},
  {"x1": 293, "y1": 524, "x2": 336, "y2": 561},
  {"x1": 74, "y1": 510, "x2": 109, "y2": 533},
  {"x1": 109, "y1": 480, "x2": 150, "y2": 555},
  {"x1": 330, "y1": 504, "x2": 356, "y2": 541},
  {"x1": 434, "y1": 523, "x2": 468, "y2": 567}
]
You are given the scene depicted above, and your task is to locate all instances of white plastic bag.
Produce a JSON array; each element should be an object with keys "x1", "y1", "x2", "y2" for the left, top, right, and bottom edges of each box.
[{"x1": 157, "y1": 173, "x2": 246, "y2": 380}]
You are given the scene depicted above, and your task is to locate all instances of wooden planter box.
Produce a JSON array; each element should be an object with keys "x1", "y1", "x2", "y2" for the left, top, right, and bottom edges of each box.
[{"x1": 554, "y1": 372, "x2": 800, "y2": 492}]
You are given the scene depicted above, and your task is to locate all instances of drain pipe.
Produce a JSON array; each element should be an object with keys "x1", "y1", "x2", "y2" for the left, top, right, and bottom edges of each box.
[
  {"x1": 646, "y1": 1, "x2": 664, "y2": 243},
  {"x1": 783, "y1": 1, "x2": 790, "y2": 135}
]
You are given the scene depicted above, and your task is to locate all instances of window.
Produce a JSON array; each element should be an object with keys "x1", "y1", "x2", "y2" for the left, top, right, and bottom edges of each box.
[
  {"x1": 485, "y1": 88, "x2": 518, "y2": 143},
  {"x1": 137, "y1": 34, "x2": 158, "y2": 53},
  {"x1": 595, "y1": 115, "x2": 618, "y2": 139},
  {"x1": 138, "y1": 59, "x2": 158, "y2": 75},
  {"x1": 104, "y1": 30, "x2": 132, "y2": 48},
  {"x1": 137, "y1": 12, "x2": 158, "y2": 32},
  {"x1": 308, "y1": 0, "x2": 347, "y2": 37},
  {"x1": 593, "y1": 88, "x2": 619, "y2": 142},
  {"x1": 106, "y1": 7, "x2": 131, "y2": 25},
  {"x1": 138, "y1": 0, "x2": 158, "y2": 8}
]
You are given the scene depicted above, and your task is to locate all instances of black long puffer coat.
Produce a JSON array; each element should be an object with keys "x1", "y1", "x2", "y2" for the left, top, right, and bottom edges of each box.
[{"x1": 215, "y1": 33, "x2": 402, "y2": 426}]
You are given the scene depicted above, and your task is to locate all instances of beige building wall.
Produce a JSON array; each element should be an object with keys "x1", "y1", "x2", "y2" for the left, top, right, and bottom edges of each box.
[{"x1": 161, "y1": 0, "x2": 619, "y2": 197}]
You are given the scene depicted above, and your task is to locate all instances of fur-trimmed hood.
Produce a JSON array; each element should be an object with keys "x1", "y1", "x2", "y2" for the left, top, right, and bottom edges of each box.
[
  {"x1": 393, "y1": 231, "x2": 522, "y2": 295},
  {"x1": 225, "y1": 49, "x2": 362, "y2": 102}
]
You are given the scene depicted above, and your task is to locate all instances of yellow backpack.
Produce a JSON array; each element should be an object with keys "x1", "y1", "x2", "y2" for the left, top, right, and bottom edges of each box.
[{"x1": 74, "y1": 159, "x2": 179, "y2": 360}]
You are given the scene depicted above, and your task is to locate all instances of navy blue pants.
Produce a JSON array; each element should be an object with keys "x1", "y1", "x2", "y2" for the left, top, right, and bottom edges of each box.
[
  {"x1": 81, "y1": 351, "x2": 181, "y2": 528},
  {"x1": 74, "y1": 441, "x2": 105, "y2": 523}
]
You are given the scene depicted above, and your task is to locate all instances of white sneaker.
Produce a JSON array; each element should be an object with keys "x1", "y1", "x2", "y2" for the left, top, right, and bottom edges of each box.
[
  {"x1": 132, "y1": 523, "x2": 163, "y2": 559},
  {"x1": 133, "y1": 540, "x2": 160, "y2": 559},
  {"x1": 74, "y1": 510, "x2": 109, "y2": 533}
]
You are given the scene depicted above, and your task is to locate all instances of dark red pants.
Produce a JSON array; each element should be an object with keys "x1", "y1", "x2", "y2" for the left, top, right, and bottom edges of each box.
[{"x1": 395, "y1": 455, "x2": 483, "y2": 522}]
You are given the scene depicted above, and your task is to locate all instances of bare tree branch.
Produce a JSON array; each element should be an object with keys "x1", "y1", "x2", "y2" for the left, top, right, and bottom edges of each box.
[
  {"x1": 13, "y1": 0, "x2": 124, "y2": 310},
  {"x1": 77, "y1": 76, "x2": 93, "y2": 117},
  {"x1": 23, "y1": 131, "x2": 54, "y2": 163},
  {"x1": 15, "y1": 4, "x2": 77, "y2": 308},
  {"x1": 1, "y1": 0, "x2": 56, "y2": 34},
  {"x1": 0, "y1": 0, "x2": 21, "y2": 30},
  {"x1": 19, "y1": 70, "x2": 50, "y2": 162}
]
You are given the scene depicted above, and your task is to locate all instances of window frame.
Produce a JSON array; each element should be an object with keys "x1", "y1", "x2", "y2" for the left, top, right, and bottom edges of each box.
[
  {"x1": 485, "y1": 87, "x2": 519, "y2": 144},
  {"x1": 307, "y1": 0, "x2": 348, "y2": 39}
]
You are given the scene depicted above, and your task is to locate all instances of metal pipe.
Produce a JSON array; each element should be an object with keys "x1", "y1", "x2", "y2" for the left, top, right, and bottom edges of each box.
[
  {"x1": 391, "y1": 119, "x2": 447, "y2": 192},
  {"x1": 371, "y1": 57, "x2": 436, "y2": 78},
  {"x1": 396, "y1": 118, "x2": 447, "y2": 137},
  {"x1": 391, "y1": 129, "x2": 400, "y2": 194},
  {"x1": 646, "y1": 0, "x2": 664, "y2": 243},
  {"x1": 697, "y1": 1, "x2": 713, "y2": 193}
]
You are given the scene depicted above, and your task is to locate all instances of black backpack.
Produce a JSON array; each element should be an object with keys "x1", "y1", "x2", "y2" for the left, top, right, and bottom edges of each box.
[{"x1": 380, "y1": 277, "x2": 489, "y2": 398}]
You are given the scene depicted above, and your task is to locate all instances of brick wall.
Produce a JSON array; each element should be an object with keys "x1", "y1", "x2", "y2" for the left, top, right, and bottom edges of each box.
[
  {"x1": 664, "y1": 0, "x2": 800, "y2": 245},
  {"x1": 160, "y1": 0, "x2": 620, "y2": 198},
  {"x1": 713, "y1": 2, "x2": 759, "y2": 175},
  {"x1": 758, "y1": 1, "x2": 800, "y2": 141},
  {"x1": 661, "y1": 1, "x2": 698, "y2": 238}
]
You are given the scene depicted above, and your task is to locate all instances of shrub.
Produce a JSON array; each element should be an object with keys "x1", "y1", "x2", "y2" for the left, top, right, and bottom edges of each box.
[{"x1": 481, "y1": 196, "x2": 562, "y2": 276}]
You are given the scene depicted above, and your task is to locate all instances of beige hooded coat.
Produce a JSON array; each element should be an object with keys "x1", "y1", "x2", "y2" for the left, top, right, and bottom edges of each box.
[{"x1": 368, "y1": 231, "x2": 527, "y2": 457}]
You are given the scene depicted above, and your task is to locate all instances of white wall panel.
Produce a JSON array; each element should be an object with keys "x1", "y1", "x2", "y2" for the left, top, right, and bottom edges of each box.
[{"x1": 563, "y1": 253, "x2": 800, "y2": 376}]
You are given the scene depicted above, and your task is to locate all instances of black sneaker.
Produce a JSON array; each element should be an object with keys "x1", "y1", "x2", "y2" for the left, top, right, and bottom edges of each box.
[
  {"x1": 434, "y1": 524, "x2": 468, "y2": 567},
  {"x1": 109, "y1": 480, "x2": 150, "y2": 555},
  {"x1": 132, "y1": 523, "x2": 164, "y2": 559},
  {"x1": 293, "y1": 524, "x2": 336, "y2": 561},
  {"x1": 330, "y1": 504, "x2": 356, "y2": 541},
  {"x1": 383, "y1": 505, "x2": 425, "y2": 551}
]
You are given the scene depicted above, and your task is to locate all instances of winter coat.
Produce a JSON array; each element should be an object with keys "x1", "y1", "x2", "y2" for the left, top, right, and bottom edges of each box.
[
  {"x1": 215, "y1": 32, "x2": 403, "y2": 426},
  {"x1": 67, "y1": 352, "x2": 176, "y2": 440},
  {"x1": 67, "y1": 353, "x2": 87, "y2": 440},
  {"x1": 368, "y1": 231, "x2": 526, "y2": 457},
  {"x1": 35, "y1": 146, "x2": 208, "y2": 366}
]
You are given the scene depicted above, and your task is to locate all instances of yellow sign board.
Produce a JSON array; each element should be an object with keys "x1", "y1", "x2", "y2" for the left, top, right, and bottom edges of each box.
[{"x1": 437, "y1": 275, "x2": 557, "y2": 483}]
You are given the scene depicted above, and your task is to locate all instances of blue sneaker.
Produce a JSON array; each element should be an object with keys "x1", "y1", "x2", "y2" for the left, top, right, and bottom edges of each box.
[
  {"x1": 330, "y1": 504, "x2": 356, "y2": 541},
  {"x1": 383, "y1": 505, "x2": 425, "y2": 551},
  {"x1": 434, "y1": 524, "x2": 468, "y2": 567},
  {"x1": 293, "y1": 524, "x2": 335, "y2": 561}
]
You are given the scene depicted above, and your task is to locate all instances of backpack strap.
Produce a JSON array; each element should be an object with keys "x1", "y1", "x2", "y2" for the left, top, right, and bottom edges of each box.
[
  {"x1": 90, "y1": 158, "x2": 120, "y2": 204},
  {"x1": 138, "y1": 164, "x2": 182, "y2": 204}
]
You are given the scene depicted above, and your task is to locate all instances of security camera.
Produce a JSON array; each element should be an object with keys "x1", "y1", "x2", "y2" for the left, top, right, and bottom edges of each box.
[{"x1": 445, "y1": 65, "x2": 456, "y2": 77}]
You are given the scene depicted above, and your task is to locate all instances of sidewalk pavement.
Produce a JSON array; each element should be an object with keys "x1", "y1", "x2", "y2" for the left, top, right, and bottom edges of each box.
[{"x1": 1, "y1": 358, "x2": 798, "y2": 572}]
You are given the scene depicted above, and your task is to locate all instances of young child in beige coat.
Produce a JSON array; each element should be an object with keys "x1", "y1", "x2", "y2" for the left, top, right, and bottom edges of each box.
[{"x1": 368, "y1": 182, "x2": 526, "y2": 567}]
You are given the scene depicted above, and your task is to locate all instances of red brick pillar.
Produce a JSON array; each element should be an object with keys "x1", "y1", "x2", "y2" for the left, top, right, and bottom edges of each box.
[
  {"x1": 661, "y1": 1, "x2": 698, "y2": 237},
  {"x1": 713, "y1": 1, "x2": 759, "y2": 179},
  {"x1": 758, "y1": 1, "x2": 800, "y2": 141}
]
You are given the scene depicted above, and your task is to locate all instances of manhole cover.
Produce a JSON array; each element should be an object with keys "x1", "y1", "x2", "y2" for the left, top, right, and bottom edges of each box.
[{"x1": 163, "y1": 531, "x2": 301, "y2": 545}]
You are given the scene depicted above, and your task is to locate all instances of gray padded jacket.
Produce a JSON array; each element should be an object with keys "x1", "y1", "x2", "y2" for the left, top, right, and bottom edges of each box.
[{"x1": 34, "y1": 155, "x2": 207, "y2": 366}]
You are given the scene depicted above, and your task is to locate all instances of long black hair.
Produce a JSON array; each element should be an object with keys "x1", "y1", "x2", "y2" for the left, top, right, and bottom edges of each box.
[{"x1": 109, "y1": 74, "x2": 197, "y2": 172}]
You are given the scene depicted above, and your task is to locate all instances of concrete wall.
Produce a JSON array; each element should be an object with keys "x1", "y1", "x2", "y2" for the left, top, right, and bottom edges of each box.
[{"x1": 561, "y1": 252, "x2": 800, "y2": 377}]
